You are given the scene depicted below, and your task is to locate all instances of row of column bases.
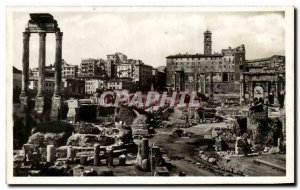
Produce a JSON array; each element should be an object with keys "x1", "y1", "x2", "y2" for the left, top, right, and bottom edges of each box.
[
  {"x1": 46, "y1": 145, "x2": 126, "y2": 167},
  {"x1": 19, "y1": 31, "x2": 63, "y2": 120}
]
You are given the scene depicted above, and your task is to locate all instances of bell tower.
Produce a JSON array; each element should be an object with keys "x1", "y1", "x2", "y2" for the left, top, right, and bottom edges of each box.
[{"x1": 204, "y1": 30, "x2": 212, "y2": 55}]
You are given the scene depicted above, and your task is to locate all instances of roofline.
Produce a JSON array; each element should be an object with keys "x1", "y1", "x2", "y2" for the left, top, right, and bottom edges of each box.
[
  {"x1": 246, "y1": 55, "x2": 285, "y2": 63},
  {"x1": 166, "y1": 54, "x2": 223, "y2": 59}
]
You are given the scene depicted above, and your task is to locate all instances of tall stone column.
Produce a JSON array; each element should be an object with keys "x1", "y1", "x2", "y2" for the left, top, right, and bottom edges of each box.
[
  {"x1": 19, "y1": 32, "x2": 30, "y2": 106},
  {"x1": 35, "y1": 32, "x2": 46, "y2": 114},
  {"x1": 54, "y1": 31, "x2": 63, "y2": 96},
  {"x1": 274, "y1": 81, "x2": 279, "y2": 105},
  {"x1": 174, "y1": 73, "x2": 176, "y2": 91},
  {"x1": 37, "y1": 32, "x2": 46, "y2": 97},
  {"x1": 50, "y1": 31, "x2": 63, "y2": 121},
  {"x1": 203, "y1": 73, "x2": 206, "y2": 94},
  {"x1": 240, "y1": 79, "x2": 245, "y2": 104},
  {"x1": 249, "y1": 81, "x2": 253, "y2": 100},
  {"x1": 210, "y1": 72, "x2": 214, "y2": 101}
]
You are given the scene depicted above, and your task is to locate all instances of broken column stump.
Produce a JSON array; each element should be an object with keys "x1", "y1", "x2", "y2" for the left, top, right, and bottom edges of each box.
[
  {"x1": 118, "y1": 154, "x2": 126, "y2": 166},
  {"x1": 46, "y1": 145, "x2": 56, "y2": 164},
  {"x1": 94, "y1": 144, "x2": 100, "y2": 166},
  {"x1": 67, "y1": 146, "x2": 75, "y2": 162},
  {"x1": 80, "y1": 155, "x2": 87, "y2": 165}
]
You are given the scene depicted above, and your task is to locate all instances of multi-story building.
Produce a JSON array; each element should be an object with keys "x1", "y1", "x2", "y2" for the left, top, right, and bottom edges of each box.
[
  {"x1": 116, "y1": 59, "x2": 153, "y2": 90},
  {"x1": 134, "y1": 61, "x2": 153, "y2": 90},
  {"x1": 29, "y1": 65, "x2": 56, "y2": 94},
  {"x1": 29, "y1": 77, "x2": 55, "y2": 94},
  {"x1": 80, "y1": 58, "x2": 108, "y2": 78},
  {"x1": 107, "y1": 52, "x2": 128, "y2": 64},
  {"x1": 245, "y1": 55, "x2": 285, "y2": 73},
  {"x1": 80, "y1": 58, "x2": 99, "y2": 76},
  {"x1": 152, "y1": 67, "x2": 166, "y2": 91},
  {"x1": 30, "y1": 64, "x2": 55, "y2": 80},
  {"x1": 166, "y1": 30, "x2": 245, "y2": 94},
  {"x1": 80, "y1": 58, "x2": 98, "y2": 76},
  {"x1": 61, "y1": 59, "x2": 78, "y2": 79},
  {"x1": 83, "y1": 77, "x2": 107, "y2": 94},
  {"x1": 107, "y1": 78, "x2": 134, "y2": 91},
  {"x1": 107, "y1": 52, "x2": 128, "y2": 78}
]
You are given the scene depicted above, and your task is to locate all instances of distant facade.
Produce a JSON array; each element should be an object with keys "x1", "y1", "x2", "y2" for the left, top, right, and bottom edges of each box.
[
  {"x1": 13, "y1": 67, "x2": 22, "y2": 90},
  {"x1": 13, "y1": 67, "x2": 22, "y2": 102},
  {"x1": 61, "y1": 59, "x2": 78, "y2": 79},
  {"x1": 30, "y1": 64, "x2": 55, "y2": 80},
  {"x1": 107, "y1": 52, "x2": 128, "y2": 78},
  {"x1": 84, "y1": 77, "x2": 107, "y2": 94},
  {"x1": 107, "y1": 78, "x2": 134, "y2": 91},
  {"x1": 80, "y1": 58, "x2": 108, "y2": 78},
  {"x1": 29, "y1": 65, "x2": 56, "y2": 94},
  {"x1": 245, "y1": 55, "x2": 285, "y2": 73},
  {"x1": 152, "y1": 67, "x2": 166, "y2": 91},
  {"x1": 107, "y1": 52, "x2": 128, "y2": 64},
  {"x1": 29, "y1": 78, "x2": 55, "y2": 93},
  {"x1": 62, "y1": 78, "x2": 85, "y2": 96},
  {"x1": 115, "y1": 59, "x2": 153, "y2": 90},
  {"x1": 166, "y1": 30, "x2": 245, "y2": 94}
]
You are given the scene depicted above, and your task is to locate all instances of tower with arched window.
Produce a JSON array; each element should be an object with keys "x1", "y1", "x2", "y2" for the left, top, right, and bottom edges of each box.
[{"x1": 204, "y1": 30, "x2": 212, "y2": 55}]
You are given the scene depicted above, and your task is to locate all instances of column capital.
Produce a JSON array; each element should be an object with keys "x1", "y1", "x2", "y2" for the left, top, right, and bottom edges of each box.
[
  {"x1": 55, "y1": 31, "x2": 63, "y2": 40},
  {"x1": 22, "y1": 32, "x2": 30, "y2": 40},
  {"x1": 39, "y1": 32, "x2": 47, "y2": 39}
]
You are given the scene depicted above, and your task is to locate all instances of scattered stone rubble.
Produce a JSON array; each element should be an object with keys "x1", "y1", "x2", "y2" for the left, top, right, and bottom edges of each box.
[{"x1": 195, "y1": 103, "x2": 286, "y2": 176}]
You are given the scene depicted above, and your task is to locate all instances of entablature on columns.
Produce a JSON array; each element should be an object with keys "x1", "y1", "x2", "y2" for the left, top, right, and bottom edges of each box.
[{"x1": 25, "y1": 13, "x2": 60, "y2": 33}]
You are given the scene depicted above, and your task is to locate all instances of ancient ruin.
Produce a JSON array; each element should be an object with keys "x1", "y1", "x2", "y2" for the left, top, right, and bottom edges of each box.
[{"x1": 19, "y1": 13, "x2": 63, "y2": 120}]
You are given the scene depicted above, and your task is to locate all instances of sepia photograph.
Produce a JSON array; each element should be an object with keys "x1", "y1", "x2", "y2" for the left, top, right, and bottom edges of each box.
[{"x1": 6, "y1": 6, "x2": 295, "y2": 184}]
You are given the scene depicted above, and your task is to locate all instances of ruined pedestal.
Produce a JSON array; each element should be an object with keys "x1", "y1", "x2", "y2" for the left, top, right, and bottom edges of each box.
[
  {"x1": 35, "y1": 96, "x2": 44, "y2": 114},
  {"x1": 50, "y1": 96, "x2": 61, "y2": 121}
]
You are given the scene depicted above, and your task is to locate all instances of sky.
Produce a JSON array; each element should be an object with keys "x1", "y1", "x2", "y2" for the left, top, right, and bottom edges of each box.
[{"x1": 12, "y1": 10, "x2": 285, "y2": 70}]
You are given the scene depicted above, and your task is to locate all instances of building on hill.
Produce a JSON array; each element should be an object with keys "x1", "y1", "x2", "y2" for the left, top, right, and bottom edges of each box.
[{"x1": 166, "y1": 30, "x2": 246, "y2": 95}]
